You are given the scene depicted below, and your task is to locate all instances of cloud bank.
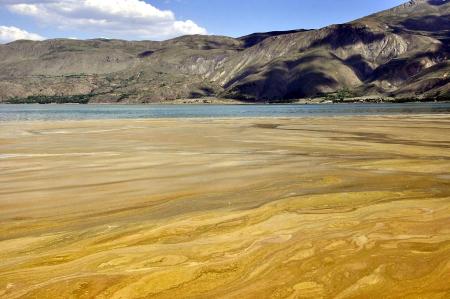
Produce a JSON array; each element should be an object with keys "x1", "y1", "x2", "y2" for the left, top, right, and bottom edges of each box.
[
  {"x1": 0, "y1": 25, "x2": 44, "y2": 43},
  {"x1": 0, "y1": 0, "x2": 207, "y2": 41}
]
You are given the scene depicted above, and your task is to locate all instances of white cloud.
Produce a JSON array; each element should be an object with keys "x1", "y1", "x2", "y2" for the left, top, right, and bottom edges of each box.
[
  {"x1": 1, "y1": 0, "x2": 207, "y2": 40},
  {"x1": 0, "y1": 25, "x2": 44, "y2": 43},
  {"x1": 0, "y1": 0, "x2": 55, "y2": 3}
]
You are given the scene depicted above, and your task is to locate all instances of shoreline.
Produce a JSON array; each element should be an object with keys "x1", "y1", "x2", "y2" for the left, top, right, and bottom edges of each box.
[
  {"x1": 2, "y1": 101, "x2": 449, "y2": 106},
  {"x1": 2, "y1": 96, "x2": 449, "y2": 105}
]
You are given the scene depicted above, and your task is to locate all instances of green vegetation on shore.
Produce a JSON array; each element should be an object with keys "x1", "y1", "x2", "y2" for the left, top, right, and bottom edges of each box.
[
  {"x1": 2, "y1": 90, "x2": 448, "y2": 105},
  {"x1": 5, "y1": 94, "x2": 94, "y2": 104}
]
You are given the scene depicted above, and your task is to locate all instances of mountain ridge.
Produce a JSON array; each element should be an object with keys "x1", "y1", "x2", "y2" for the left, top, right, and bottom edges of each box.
[{"x1": 0, "y1": 0, "x2": 449, "y2": 103}]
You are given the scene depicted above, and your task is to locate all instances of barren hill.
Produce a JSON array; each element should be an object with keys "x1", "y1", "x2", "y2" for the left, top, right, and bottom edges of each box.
[{"x1": 0, "y1": 0, "x2": 448, "y2": 103}]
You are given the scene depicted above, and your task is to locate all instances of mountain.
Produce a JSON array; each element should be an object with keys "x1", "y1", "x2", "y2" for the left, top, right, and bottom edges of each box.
[{"x1": 0, "y1": 0, "x2": 449, "y2": 103}]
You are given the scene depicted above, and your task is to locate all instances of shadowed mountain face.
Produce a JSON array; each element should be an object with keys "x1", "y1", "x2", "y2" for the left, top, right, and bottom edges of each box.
[{"x1": 0, "y1": 0, "x2": 449, "y2": 103}]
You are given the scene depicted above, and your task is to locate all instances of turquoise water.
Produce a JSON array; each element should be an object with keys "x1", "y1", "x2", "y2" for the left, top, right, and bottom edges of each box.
[{"x1": 1, "y1": 103, "x2": 449, "y2": 121}]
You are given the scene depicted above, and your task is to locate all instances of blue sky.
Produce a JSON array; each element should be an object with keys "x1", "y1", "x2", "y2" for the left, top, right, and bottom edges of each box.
[{"x1": 0, "y1": 0, "x2": 406, "y2": 43}]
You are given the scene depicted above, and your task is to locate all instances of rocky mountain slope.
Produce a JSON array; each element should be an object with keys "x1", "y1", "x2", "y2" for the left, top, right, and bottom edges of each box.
[{"x1": 0, "y1": 0, "x2": 448, "y2": 103}]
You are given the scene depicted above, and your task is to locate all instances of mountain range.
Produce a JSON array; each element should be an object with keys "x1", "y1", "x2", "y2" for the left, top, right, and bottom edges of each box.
[{"x1": 0, "y1": 0, "x2": 449, "y2": 103}]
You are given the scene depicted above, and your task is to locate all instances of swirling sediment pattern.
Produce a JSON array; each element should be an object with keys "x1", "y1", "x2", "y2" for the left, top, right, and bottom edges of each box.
[{"x1": 0, "y1": 115, "x2": 449, "y2": 298}]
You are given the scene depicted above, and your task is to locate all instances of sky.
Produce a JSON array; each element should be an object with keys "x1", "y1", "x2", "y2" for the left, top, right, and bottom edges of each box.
[{"x1": 0, "y1": 0, "x2": 407, "y2": 43}]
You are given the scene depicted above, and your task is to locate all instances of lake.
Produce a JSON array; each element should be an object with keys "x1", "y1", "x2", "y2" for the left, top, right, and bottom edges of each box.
[{"x1": 1, "y1": 102, "x2": 450, "y2": 121}]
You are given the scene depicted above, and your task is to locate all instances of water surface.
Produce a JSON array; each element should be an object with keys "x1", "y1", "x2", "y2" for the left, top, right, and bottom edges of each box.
[{"x1": 1, "y1": 102, "x2": 449, "y2": 121}]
